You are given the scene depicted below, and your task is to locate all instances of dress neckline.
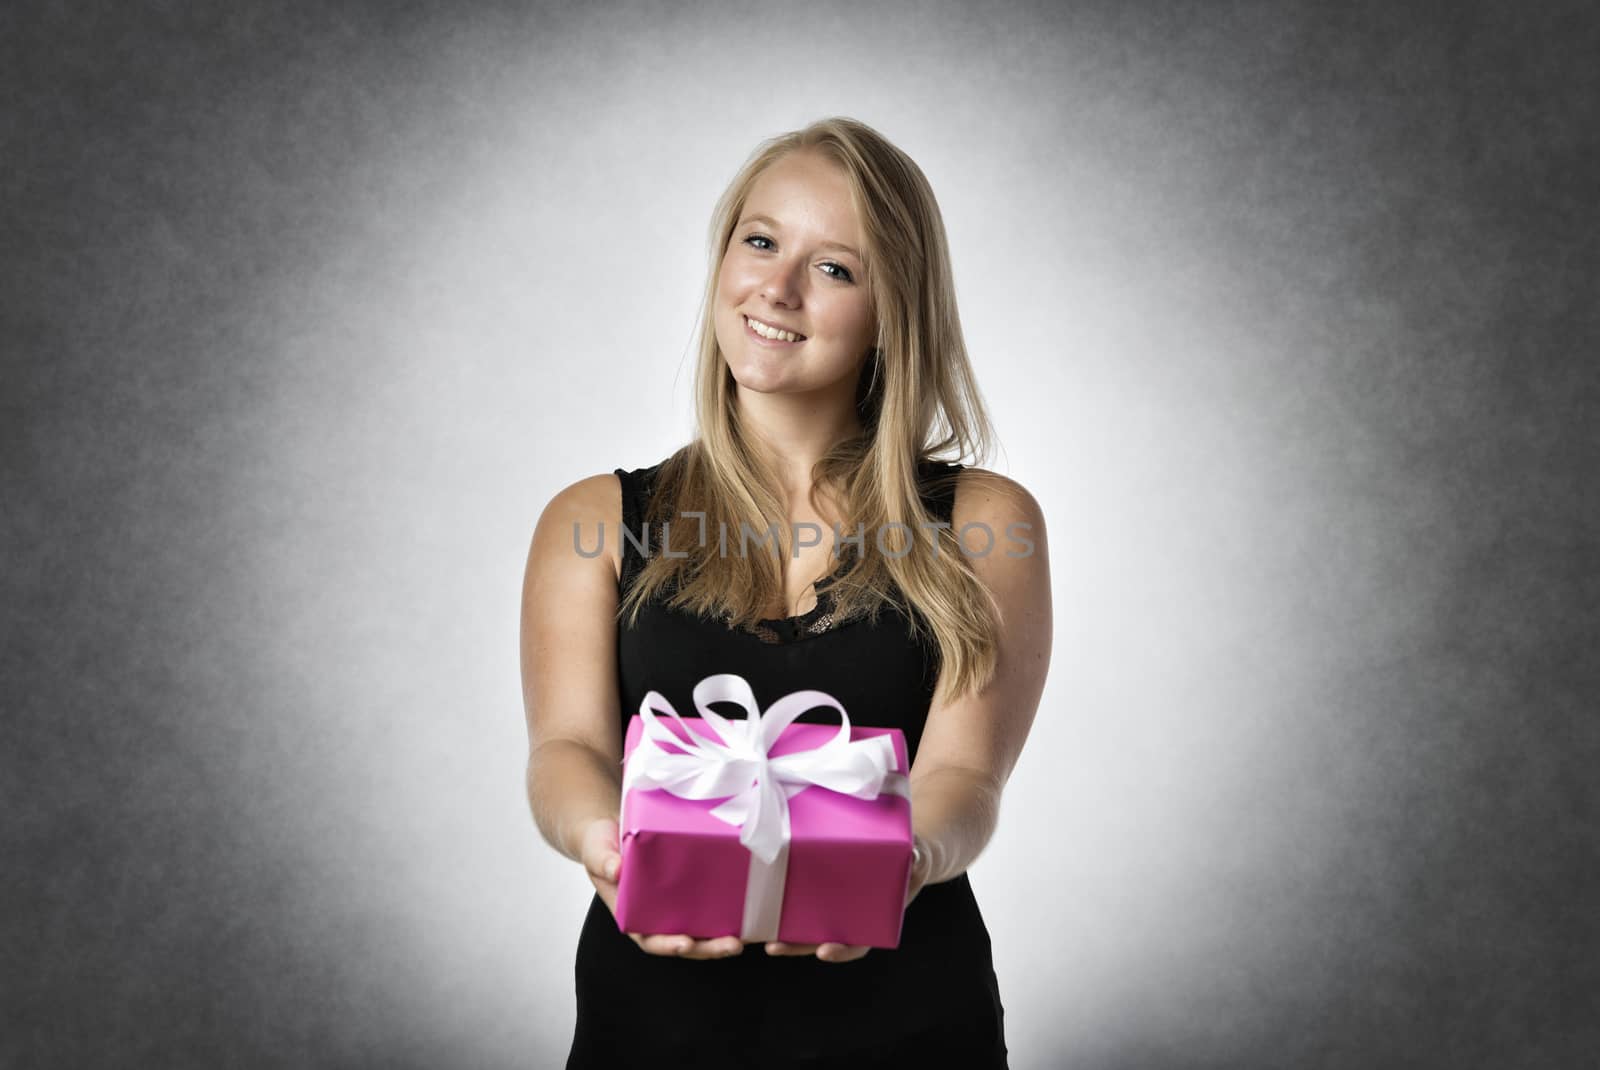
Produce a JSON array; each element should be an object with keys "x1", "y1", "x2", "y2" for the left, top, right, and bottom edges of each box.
[
  {"x1": 754, "y1": 544, "x2": 857, "y2": 629},
  {"x1": 746, "y1": 458, "x2": 960, "y2": 637}
]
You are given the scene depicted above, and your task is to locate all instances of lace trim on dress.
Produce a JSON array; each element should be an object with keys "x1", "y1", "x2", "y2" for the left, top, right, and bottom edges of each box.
[{"x1": 745, "y1": 543, "x2": 864, "y2": 643}]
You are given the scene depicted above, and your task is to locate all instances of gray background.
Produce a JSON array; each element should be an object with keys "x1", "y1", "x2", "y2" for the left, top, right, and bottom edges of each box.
[{"x1": 4, "y1": 1, "x2": 1596, "y2": 1067}]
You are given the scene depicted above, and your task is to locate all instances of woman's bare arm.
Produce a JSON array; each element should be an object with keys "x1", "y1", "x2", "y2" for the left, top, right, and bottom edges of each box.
[
  {"x1": 521, "y1": 473, "x2": 626, "y2": 863},
  {"x1": 520, "y1": 472, "x2": 744, "y2": 960},
  {"x1": 910, "y1": 469, "x2": 1052, "y2": 888},
  {"x1": 767, "y1": 469, "x2": 1052, "y2": 964}
]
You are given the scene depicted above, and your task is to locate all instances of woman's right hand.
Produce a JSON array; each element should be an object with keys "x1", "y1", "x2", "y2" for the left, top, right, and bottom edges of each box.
[{"x1": 580, "y1": 816, "x2": 745, "y2": 961}]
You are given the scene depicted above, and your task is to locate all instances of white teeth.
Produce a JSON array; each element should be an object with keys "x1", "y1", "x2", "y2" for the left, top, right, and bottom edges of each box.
[{"x1": 747, "y1": 316, "x2": 803, "y2": 342}]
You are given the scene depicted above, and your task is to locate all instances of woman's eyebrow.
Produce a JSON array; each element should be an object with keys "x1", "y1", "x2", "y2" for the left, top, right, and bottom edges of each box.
[{"x1": 740, "y1": 214, "x2": 861, "y2": 260}]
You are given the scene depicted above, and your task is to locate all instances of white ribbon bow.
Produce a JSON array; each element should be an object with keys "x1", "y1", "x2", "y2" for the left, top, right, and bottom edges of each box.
[{"x1": 620, "y1": 673, "x2": 908, "y2": 941}]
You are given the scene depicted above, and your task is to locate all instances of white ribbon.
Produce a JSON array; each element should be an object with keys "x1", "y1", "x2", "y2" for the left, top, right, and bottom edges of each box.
[{"x1": 620, "y1": 673, "x2": 909, "y2": 941}]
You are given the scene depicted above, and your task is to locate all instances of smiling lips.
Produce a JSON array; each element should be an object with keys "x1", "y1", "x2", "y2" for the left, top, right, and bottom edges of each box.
[{"x1": 745, "y1": 314, "x2": 806, "y2": 344}]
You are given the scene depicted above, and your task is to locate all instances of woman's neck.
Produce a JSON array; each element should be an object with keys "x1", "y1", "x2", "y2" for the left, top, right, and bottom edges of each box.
[{"x1": 735, "y1": 390, "x2": 862, "y2": 497}]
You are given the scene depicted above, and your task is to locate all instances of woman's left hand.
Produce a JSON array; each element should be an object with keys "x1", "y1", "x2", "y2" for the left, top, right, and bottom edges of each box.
[{"x1": 764, "y1": 836, "x2": 932, "y2": 964}]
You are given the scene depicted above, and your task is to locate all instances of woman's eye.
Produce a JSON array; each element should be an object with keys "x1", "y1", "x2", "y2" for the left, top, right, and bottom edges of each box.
[{"x1": 742, "y1": 235, "x2": 854, "y2": 283}]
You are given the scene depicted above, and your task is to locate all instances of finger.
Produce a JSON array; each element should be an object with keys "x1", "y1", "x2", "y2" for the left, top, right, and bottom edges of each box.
[
  {"x1": 817, "y1": 943, "x2": 871, "y2": 963},
  {"x1": 583, "y1": 847, "x2": 618, "y2": 882},
  {"x1": 765, "y1": 941, "x2": 819, "y2": 956},
  {"x1": 678, "y1": 936, "x2": 744, "y2": 960},
  {"x1": 633, "y1": 933, "x2": 694, "y2": 956},
  {"x1": 630, "y1": 933, "x2": 742, "y2": 959}
]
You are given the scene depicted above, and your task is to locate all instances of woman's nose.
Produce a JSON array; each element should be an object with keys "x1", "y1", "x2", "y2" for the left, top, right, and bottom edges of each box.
[{"x1": 759, "y1": 258, "x2": 803, "y2": 306}]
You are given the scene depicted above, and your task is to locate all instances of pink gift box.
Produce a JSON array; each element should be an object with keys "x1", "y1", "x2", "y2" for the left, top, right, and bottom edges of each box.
[{"x1": 614, "y1": 712, "x2": 914, "y2": 949}]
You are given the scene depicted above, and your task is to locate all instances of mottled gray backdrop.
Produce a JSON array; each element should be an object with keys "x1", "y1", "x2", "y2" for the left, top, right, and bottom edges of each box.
[{"x1": 4, "y1": 1, "x2": 1596, "y2": 1067}]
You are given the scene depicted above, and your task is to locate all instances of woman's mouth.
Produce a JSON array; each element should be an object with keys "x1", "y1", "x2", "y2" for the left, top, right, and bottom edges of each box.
[{"x1": 744, "y1": 314, "x2": 807, "y2": 346}]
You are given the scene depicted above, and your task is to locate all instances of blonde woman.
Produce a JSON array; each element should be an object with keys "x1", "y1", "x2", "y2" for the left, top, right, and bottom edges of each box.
[{"x1": 522, "y1": 117, "x2": 1051, "y2": 1068}]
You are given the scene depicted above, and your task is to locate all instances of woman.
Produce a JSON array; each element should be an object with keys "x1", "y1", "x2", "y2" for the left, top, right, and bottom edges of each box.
[{"x1": 521, "y1": 117, "x2": 1051, "y2": 1068}]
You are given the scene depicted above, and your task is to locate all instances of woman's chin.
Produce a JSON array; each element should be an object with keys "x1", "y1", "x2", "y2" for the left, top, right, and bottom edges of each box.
[
  {"x1": 726, "y1": 355, "x2": 798, "y2": 394},
  {"x1": 730, "y1": 372, "x2": 793, "y2": 396}
]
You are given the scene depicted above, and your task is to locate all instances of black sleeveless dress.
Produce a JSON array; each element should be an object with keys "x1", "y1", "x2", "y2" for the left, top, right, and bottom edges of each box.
[{"x1": 565, "y1": 458, "x2": 1010, "y2": 1069}]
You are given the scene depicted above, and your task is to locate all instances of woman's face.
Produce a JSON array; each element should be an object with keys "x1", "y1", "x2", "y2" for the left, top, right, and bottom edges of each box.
[{"x1": 714, "y1": 151, "x2": 875, "y2": 400}]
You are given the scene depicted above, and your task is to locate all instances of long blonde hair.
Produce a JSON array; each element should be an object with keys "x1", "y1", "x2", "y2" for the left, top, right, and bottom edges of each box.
[{"x1": 619, "y1": 117, "x2": 1001, "y2": 703}]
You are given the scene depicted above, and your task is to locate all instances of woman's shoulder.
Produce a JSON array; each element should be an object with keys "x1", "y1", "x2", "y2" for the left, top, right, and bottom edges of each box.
[
  {"x1": 913, "y1": 459, "x2": 1034, "y2": 507},
  {"x1": 612, "y1": 459, "x2": 670, "y2": 496},
  {"x1": 551, "y1": 457, "x2": 670, "y2": 516},
  {"x1": 543, "y1": 470, "x2": 625, "y2": 517},
  {"x1": 946, "y1": 466, "x2": 1045, "y2": 538},
  {"x1": 535, "y1": 470, "x2": 635, "y2": 586}
]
